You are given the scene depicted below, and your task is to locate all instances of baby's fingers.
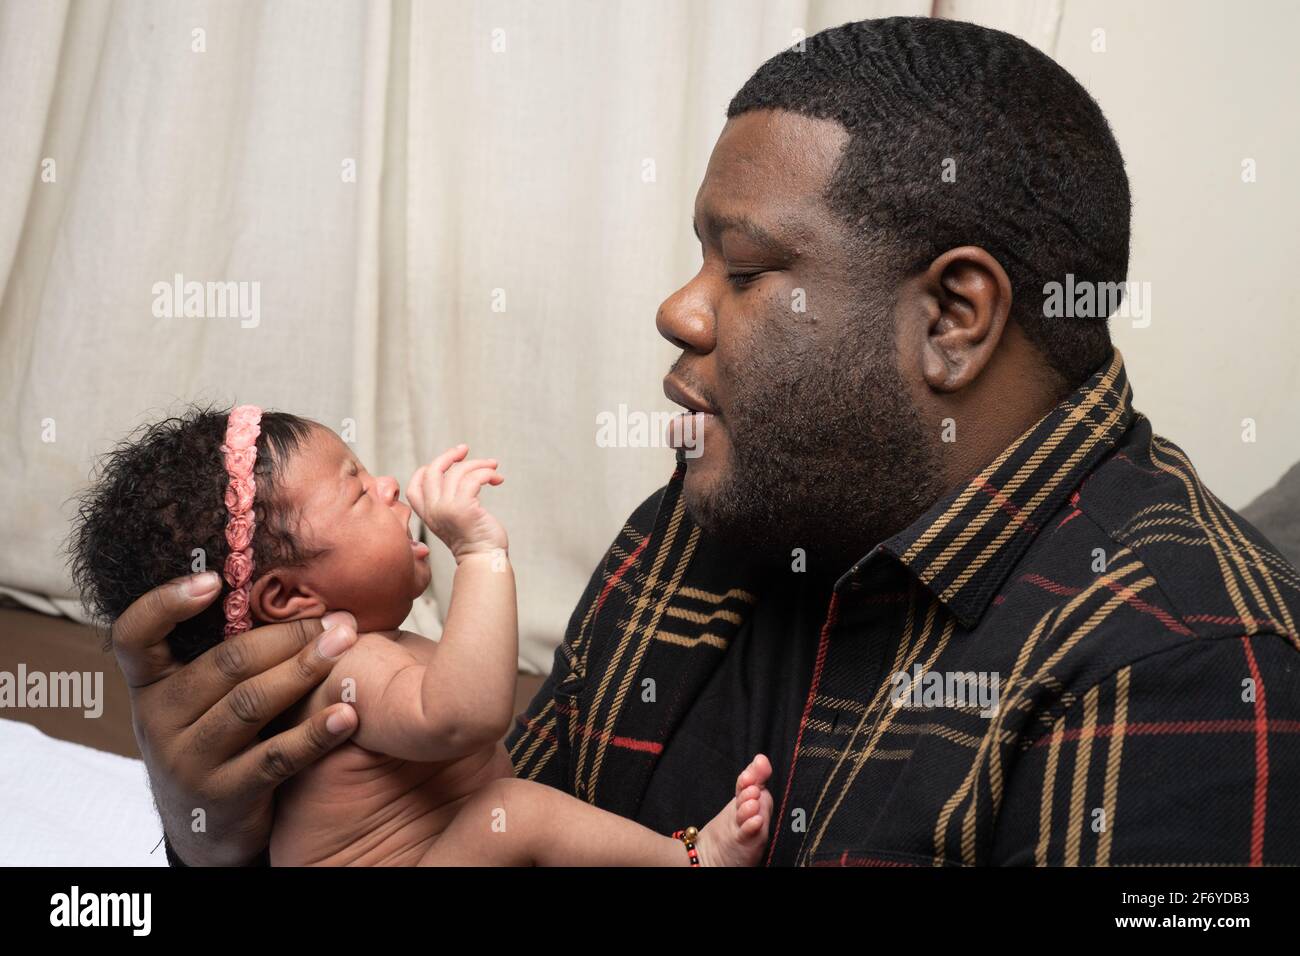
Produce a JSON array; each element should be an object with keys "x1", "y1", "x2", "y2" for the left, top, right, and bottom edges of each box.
[
  {"x1": 408, "y1": 464, "x2": 445, "y2": 519},
  {"x1": 406, "y1": 466, "x2": 428, "y2": 513},
  {"x1": 428, "y1": 444, "x2": 469, "y2": 477},
  {"x1": 456, "y1": 466, "x2": 503, "y2": 499},
  {"x1": 408, "y1": 445, "x2": 466, "y2": 510},
  {"x1": 442, "y1": 458, "x2": 497, "y2": 497}
]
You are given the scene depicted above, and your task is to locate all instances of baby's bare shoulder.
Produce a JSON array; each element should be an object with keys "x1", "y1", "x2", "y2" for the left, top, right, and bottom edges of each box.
[
  {"x1": 284, "y1": 631, "x2": 426, "y2": 729},
  {"x1": 393, "y1": 629, "x2": 438, "y2": 663},
  {"x1": 325, "y1": 631, "x2": 420, "y2": 685}
]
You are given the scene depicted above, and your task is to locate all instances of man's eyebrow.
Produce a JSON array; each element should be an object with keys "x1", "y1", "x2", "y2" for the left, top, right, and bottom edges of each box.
[{"x1": 692, "y1": 211, "x2": 798, "y2": 249}]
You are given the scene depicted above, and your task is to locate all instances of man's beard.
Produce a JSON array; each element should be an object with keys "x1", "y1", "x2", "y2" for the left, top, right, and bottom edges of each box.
[{"x1": 683, "y1": 313, "x2": 945, "y2": 577}]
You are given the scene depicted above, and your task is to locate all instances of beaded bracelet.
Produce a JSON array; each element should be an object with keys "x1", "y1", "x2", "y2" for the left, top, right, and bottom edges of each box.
[{"x1": 672, "y1": 826, "x2": 701, "y2": 866}]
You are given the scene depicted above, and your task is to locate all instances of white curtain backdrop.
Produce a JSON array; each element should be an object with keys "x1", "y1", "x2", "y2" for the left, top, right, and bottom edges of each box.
[
  {"x1": 3, "y1": 0, "x2": 1295, "y2": 671},
  {"x1": 1, "y1": 0, "x2": 940, "y2": 669}
]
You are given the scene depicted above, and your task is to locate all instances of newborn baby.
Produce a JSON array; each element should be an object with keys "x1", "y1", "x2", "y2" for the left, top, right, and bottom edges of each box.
[{"x1": 71, "y1": 404, "x2": 772, "y2": 866}]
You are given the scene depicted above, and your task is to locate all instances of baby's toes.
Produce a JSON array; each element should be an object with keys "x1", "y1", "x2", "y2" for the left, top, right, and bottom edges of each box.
[
  {"x1": 735, "y1": 786, "x2": 761, "y2": 822},
  {"x1": 738, "y1": 787, "x2": 773, "y2": 837},
  {"x1": 737, "y1": 788, "x2": 772, "y2": 838},
  {"x1": 736, "y1": 753, "x2": 773, "y2": 796},
  {"x1": 757, "y1": 788, "x2": 774, "y2": 834}
]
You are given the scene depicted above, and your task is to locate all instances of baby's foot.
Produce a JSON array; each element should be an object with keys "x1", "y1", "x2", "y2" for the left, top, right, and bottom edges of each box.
[{"x1": 694, "y1": 753, "x2": 773, "y2": 867}]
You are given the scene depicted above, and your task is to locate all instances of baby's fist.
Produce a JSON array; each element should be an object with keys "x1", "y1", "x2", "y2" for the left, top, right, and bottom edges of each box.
[{"x1": 407, "y1": 444, "x2": 507, "y2": 561}]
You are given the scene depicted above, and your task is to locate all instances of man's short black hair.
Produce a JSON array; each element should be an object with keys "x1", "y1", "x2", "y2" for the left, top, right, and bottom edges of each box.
[{"x1": 727, "y1": 16, "x2": 1132, "y2": 387}]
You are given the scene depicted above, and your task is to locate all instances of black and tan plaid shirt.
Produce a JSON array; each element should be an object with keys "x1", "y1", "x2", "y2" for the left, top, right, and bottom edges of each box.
[{"x1": 507, "y1": 349, "x2": 1300, "y2": 866}]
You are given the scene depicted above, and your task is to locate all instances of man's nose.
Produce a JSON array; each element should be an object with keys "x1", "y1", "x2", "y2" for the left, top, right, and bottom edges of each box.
[
  {"x1": 376, "y1": 475, "x2": 400, "y2": 504},
  {"x1": 655, "y1": 275, "x2": 716, "y2": 354}
]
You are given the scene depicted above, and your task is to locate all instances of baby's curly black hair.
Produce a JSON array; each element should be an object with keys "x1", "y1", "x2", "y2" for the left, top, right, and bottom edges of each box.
[{"x1": 68, "y1": 405, "x2": 321, "y2": 663}]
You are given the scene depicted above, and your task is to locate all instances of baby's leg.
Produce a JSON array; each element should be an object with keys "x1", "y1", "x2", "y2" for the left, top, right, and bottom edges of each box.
[
  {"x1": 421, "y1": 753, "x2": 773, "y2": 867},
  {"x1": 420, "y1": 776, "x2": 685, "y2": 866}
]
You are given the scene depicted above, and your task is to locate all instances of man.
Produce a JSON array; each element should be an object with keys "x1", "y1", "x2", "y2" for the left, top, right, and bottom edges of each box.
[{"x1": 120, "y1": 17, "x2": 1300, "y2": 866}]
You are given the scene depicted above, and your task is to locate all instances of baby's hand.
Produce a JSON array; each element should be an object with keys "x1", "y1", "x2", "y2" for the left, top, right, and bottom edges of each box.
[{"x1": 407, "y1": 444, "x2": 507, "y2": 562}]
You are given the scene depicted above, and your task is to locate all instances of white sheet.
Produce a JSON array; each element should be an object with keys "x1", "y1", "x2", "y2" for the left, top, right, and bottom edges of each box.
[{"x1": 0, "y1": 718, "x2": 167, "y2": 866}]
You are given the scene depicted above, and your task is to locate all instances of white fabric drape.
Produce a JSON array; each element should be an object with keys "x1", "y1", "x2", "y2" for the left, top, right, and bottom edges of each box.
[
  {"x1": 6, "y1": 0, "x2": 1294, "y2": 670},
  {"x1": 0, "y1": 0, "x2": 930, "y2": 668}
]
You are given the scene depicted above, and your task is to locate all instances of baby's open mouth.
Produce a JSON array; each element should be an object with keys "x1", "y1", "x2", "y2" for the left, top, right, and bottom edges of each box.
[{"x1": 410, "y1": 537, "x2": 430, "y2": 559}]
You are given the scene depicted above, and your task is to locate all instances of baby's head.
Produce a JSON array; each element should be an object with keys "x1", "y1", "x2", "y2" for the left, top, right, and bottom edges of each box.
[{"x1": 70, "y1": 404, "x2": 432, "y2": 662}]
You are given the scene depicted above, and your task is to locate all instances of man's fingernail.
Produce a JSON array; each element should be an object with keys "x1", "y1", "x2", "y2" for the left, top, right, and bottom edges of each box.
[
  {"x1": 321, "y1": 610, "x2": 355, "y2": 630},
  {"x1": 186, "y1": 572, "x2": 221, "y2": 596},
  {"x1": 318, "y1": 623, "x2": 357, "y2": 660},
  {"x1": 325, "y1": 709, "x2": 354, "y2": 734}
]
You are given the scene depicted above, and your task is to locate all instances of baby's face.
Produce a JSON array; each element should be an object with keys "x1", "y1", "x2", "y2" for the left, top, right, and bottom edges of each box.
[{"x1": 270, "y1": 425, "x2": 432, "y2": 631}]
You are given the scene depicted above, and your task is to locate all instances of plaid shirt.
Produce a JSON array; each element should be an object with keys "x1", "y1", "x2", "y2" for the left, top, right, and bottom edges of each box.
[{"x1": 507, "y1": 349, "x2": 1300, "y2": 866}]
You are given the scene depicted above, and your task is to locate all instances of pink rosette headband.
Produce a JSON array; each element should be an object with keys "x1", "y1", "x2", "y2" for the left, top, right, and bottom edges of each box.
[{"x1": 220, "y1": 405, "x2": 262, "y2": 636}]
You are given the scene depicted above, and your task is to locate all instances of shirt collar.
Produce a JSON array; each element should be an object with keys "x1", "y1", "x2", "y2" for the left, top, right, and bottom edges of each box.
[{"x1": 869, "y1": 348, "x2": 1137, "y2": 628}]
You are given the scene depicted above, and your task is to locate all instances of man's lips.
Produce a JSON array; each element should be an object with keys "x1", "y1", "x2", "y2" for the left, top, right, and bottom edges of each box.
[
  {"x1": 663, "y1": 376, "x2": 720, "y2": 417},
  {"x1": 663, "y1": 375, "x2": 719, "y2": 456}
]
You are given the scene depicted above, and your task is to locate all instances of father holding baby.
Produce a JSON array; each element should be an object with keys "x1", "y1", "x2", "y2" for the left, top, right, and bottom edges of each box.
[{"x1": 115, "y1": 18, "x2": 1300, "y2": 866}]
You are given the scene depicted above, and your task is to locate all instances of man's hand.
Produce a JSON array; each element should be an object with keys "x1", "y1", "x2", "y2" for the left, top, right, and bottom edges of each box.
[
  {"x1": 111, "y1": 571, "x2": 360, "y2": 866},
  {"x1": 407, "y1": 443, "x2": 507, "y2": 562}
]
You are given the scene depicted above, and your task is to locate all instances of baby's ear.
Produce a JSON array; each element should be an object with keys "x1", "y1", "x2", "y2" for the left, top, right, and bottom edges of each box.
[{"x1": 250, "y1": 570, "x2": 327, "y2": 624}]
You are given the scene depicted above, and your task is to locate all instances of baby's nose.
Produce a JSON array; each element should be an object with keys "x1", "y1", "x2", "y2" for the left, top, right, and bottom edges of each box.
[{"x1": 376, "y1": 475, "x2": 400, "y2": 503}]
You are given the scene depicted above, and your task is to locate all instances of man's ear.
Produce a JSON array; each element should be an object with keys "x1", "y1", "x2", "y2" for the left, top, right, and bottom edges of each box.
[
  {"x1": 249, "y1": 569, "x2": 327, "y2": 624},
  {"x1": 915, "y1": 245, "x2": 1013, "y2": 393}
]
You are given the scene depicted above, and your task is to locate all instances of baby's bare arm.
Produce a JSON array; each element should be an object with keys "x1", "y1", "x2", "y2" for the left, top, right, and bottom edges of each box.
[
  {"x1": 398, "y1": 552, "x2": 517, "y2": 754},
  {"x1": 382, "y1": 443, "x2": 517, "y2": 759}
]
